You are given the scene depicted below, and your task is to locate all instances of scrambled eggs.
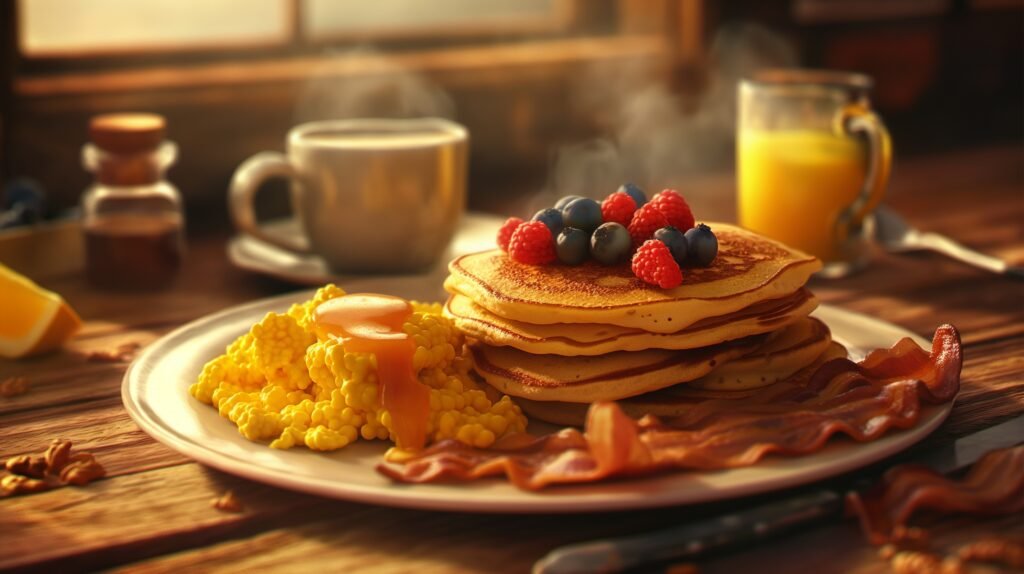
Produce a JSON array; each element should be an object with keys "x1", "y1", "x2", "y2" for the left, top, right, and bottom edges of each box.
[{"x1": 190, "y1": 285, "x2": 527, "y2": 452}]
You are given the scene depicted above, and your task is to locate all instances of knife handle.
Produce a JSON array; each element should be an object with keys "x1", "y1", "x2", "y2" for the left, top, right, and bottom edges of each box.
[{"x1": 533, "y1": 489, "x2": 843, "y2": 574}]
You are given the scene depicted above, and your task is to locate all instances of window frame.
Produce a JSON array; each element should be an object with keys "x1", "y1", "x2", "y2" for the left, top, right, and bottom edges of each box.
[{"x1": 14, "y1": 0, "x2": 590, "y2": 73}]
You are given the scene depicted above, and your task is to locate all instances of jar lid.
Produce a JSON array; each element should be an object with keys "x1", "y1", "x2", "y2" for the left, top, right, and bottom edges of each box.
[{"x1": 89, "y1": 113, "x2": 166, "y2": 153}]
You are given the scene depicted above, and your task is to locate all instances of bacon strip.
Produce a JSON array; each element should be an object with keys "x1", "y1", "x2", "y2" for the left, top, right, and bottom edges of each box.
[
  {"x1": 846, "y1": 445, "x2": 1024, "y2": 545},
  {"x1": 377, "y1": 325, "x2": 962, "y2": 490}
]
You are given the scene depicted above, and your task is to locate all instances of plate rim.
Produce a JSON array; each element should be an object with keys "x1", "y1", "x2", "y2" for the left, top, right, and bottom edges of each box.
[{"x1": 122, "y1": 292, "x2": 952, "y2": 514}]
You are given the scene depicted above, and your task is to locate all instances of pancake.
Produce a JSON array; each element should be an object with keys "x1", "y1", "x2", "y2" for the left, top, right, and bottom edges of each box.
[
  {"x1": 516, "y1": 337, "x2": 847, "y2": 426},
  {"x1": 446, "y1": 288, "x2": 818, "y2": 356},
  {"x1": 686, "y1": 315, "x2": 832, "y2": 390},
  {"x1": 446, "y1": 223, "x2": 821, "y2": 334},
  {"x1": 471, "y1": 334, "x2": 766, "y2": 403}
]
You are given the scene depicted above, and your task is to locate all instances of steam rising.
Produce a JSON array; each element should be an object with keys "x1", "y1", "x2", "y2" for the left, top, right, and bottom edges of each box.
[
  {"x1": 291, "y1": 24, "x2": 795, "y2": 217},
  {"x1": 537, "y1": 23, "x2": 797, "y2": 214},
  {"x1": 294, "y1": 47, "x2": 455, "y2": 123}
]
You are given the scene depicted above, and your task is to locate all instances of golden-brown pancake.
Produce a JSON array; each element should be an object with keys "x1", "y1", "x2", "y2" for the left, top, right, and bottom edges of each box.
[
  {"x1": 516, "y1": 339, "x2": 848, "y2": 426},
  {"x1": 445, "y1": 223, "x2": 821, "y2": 334},
  {"x1": 471, "y1": 334, "x2": 766, "y2": 403},
  {"x1": 686, "y1": 315, "x2": 832, "y2": 390},
  {"x1": 445, "y1": 288, "x2": 818, "y2": 356},
  {"x1": 472, "y1": 317, "x2": 829, "y2": 404}
]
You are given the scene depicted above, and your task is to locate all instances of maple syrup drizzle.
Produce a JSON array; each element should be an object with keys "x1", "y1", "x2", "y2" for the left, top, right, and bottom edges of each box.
[{"x1": 313, "y1": 294, "x2": 429, "y2": 450}]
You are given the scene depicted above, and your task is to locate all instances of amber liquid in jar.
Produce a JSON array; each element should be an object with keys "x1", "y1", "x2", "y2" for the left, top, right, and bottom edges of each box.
[
  {"x1": 84, "y1": 213, "x2": 184, "y2": 290},
  {"x1": 82, "y1": 113, "x2": 185, "y2": 290}
]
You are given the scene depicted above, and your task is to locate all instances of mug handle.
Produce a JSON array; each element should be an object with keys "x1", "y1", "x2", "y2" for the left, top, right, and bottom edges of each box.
[
  {"x1": 834, "y1": 103, "x2": 893, "y2": 245},
  {"x1": 229, "y1": 151, "x2": 311, "y2": 253}
]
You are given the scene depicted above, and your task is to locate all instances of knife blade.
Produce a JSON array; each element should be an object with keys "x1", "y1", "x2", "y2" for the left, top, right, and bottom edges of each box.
[{"x1": 533, "y1": 415, "x2": 1024, "y2": 574}]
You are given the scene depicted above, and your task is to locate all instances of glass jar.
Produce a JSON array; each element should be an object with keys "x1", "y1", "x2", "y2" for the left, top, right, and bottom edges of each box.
[{"x1": 81, "y1": 113, "x2": 185, "y2": 289}]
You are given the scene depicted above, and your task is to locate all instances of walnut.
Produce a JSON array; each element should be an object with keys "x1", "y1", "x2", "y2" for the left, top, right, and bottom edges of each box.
[
  {"x1": 86, "y1": 342, "x2": 141, "y2": 363},
  {"x1": 958, "y1": 537, "x2": 1024, "y2": 569},
  {"x1": 0, "y1": 474, "x2": 50, "y2": 497},
  {"x1": 889, "y1": 551, "x2": 963, "y2": 574},
  {"x1": 4, "y1": 455, "x2": 48, "y2": 478},
  {"x1": 58, "y1": 454, "x2": 106, "y2": 486},
  {"x1": 939, "y1": 557, "x2": 964, "y2": 574},
  {"x1": 43, "y1": 439, "x2": 73, "y2": 474},
  {"x1": 211, "y1": 490, "x2": 244, "y2": 513},
  {"x1": 0, "y1": 376, "x2": 30, "y2": 398},
  {"x1": 893, "y1": 526, "x2": 931, "y2": 548},
  {"x1": 890, "y1": 551, "x2": 942, "y2": 574}
]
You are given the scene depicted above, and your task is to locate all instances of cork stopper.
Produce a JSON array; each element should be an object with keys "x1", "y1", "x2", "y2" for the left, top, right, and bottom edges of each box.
[{"x1": 89, "y1": 113, "x2": 166, "y2": 153}]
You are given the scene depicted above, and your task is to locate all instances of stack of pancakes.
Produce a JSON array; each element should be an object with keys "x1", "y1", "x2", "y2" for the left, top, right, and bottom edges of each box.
[{"x1": 444, "y1": 223, "x2": 846, "y2": 426}]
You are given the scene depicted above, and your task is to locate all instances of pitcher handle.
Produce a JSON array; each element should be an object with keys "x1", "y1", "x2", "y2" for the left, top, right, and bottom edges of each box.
[
  {"x1": 834, "y1": 103, "x2": 892, "y2": 247},
  {"x1": 228, "y1": 151, "x2": 311, "y2": 253}
]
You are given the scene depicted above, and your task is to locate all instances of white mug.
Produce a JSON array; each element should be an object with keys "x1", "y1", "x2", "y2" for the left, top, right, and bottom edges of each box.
[{"x1": 229, "y1": 118, "x2": 468, "y2": 273}]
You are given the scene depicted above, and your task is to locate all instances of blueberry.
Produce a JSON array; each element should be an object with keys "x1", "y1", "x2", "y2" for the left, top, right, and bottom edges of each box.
[
  {"x1": 554, "y1": 195, "x2": 583, "y2": 211},
  {"x1": 617, "y1": 183, "x2": 647, "y2": 208},
  {"x1": 590, "y1": 222, "x2": 631, "y2": 265},
  {"x1": 561, "y1": 197, "x2": 603, "y2": 233},
  {"x1": 653, "y1": 226, "x2": 688, "y2": 264},
  {"x1": 684, "y1": 223, "x2": 718, "y2": 267},
  {"x1": 532, "y1": 208, "x2": 564, "y2": 236},
  {"x1": 556, "y1": 227, "x2": 590, "y2": 265}
]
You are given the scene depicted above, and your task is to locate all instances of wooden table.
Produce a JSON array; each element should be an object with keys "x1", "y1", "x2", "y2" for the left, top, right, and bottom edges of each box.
[{"x1": 2, "y1": 146, "x2": 1022, "y2": 573}]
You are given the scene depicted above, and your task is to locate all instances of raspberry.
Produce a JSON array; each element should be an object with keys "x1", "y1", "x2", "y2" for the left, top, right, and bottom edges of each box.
[
  {"x1": 650, "y1": 189, "x2": 695, "y2": 231},
  {"x1": 497, "y1": 217, "x2": 524, "y2": 252},
  {"x1": 508, "y1": 221, "x2": 556, "y2": 265},
  {"x1": 631, "y1": 240, "x2": 683, "y2": 289},
  {"x1": 601, "y1": 191, "x2": 637, "y2": 227},
  {"x1": 628, "y1": 203, "x2": 669, "y2": 248}
]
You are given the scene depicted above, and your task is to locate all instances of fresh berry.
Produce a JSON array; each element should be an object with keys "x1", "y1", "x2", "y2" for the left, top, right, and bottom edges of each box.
[
  {"x1": 497, "y1": 217, "x2": 524, "y2": 252},
  {"x1": 653, "y1": 226, "x2": 688, "y2": 265},
  {"x1": 632, "y1": 240, "x2": 683, "y2": 289},
  {"x1": 684, "y1": 223, "x2": 718, "y2": 267},
  {"x1": 627, "y1": 203, "x2": 669, "y2": 248},
  {"x1": 554, "y1": 195, "x2": 583, "y2": 211},
  {"x1": 590, "y1": 222, "x2": 632, "y2": 265},
  {"x1": 556, "y1": 227, "x2": 590, "y2": 265},
  {"x1": 561, "y1": 197, "x2": 603, "y2": 233},
  {"x1": 618, "y1": 183, "x2": 647, "y2": 208},
  {"x1": 532, "y1": 208, "x2": 564, "y2": 236},
  {"x1": 601, "y1": 191, "x2": 637, "y2": 227},
  {"x1": 509, "y1": 221, "x2": 556, "y2": 264},
  {"x1": 650, "y1": 189, "x2": 695, "y2": 231}
]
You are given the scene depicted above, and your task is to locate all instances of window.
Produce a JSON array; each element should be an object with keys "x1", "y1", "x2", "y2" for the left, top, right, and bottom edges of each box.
[
  {"x1": 4, "y1": 0, "x2": 703, "y2": 222},
  {"x1": 20, "y1": 0, "x2": 291, "y2": 57},
  {"x1": 18, "y1": 0, "x2": 578, "y2": 59}
]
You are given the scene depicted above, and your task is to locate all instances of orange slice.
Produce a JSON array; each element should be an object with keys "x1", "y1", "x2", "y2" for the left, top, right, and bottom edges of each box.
[{"x1": 0, "y1": 263, "x2": 81, "y2": 358}]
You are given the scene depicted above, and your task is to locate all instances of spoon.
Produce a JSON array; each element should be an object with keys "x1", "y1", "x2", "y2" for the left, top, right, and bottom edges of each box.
[{"x1": 873, "y1": 206, "x2": 1024, "y2": 279}]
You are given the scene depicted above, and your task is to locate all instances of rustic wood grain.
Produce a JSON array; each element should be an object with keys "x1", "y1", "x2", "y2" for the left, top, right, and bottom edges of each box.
[
  {"x1": 103, "y1": 488, "x2": 1024, "y2": 574},
  {"x1": 1, "y1": 329, "x2": 1018, "y2": 573},
  {"x1": 0, "y1": 147, "x2": 1021, "y2": 574},
  {"x1": 700, "y1": 511, "x2": 1024, "y2": 574},
  {"x1": 0, "y1": 396, "x2": 188, "y2": 477},
  {"x1": 0, "y1": 464, "x2": 341, "y2": 573}
]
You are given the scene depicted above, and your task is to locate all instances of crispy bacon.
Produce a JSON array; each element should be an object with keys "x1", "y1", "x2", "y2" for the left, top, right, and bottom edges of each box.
[
  {"x1": 847, "y1": 445, "x2": 1024, "y2": 545},
  {"x1": 377, "y1": 325, "x2": 963, "y2": 490}
]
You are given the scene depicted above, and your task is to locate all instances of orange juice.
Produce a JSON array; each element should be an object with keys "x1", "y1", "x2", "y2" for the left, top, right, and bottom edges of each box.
[{"x1": 738, "y1": 129, "x2": 866, "y2": 262}]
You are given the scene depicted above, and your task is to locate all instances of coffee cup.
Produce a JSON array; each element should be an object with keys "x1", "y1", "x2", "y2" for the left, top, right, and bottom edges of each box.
[{"x1": 229, "y1": 118, "x2": 468, "y2": 273}]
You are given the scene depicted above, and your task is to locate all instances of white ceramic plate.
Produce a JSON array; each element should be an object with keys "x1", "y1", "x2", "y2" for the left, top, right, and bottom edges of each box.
[{"x1": 122, "y1": 277, "x2": 952, "y2": 513}]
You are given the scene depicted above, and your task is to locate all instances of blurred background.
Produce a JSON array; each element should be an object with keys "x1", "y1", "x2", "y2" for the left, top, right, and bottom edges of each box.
[{"x1": 1, "y1": 0, "x2": 1022, "y2": 230}]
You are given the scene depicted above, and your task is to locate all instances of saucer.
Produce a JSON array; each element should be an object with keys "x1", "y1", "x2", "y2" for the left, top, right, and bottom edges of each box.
[{"x1": 227, "y1": 213, "x2": 504, "y2": 285}]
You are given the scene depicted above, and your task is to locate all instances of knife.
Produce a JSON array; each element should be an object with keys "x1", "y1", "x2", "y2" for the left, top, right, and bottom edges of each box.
[{"x1": 533, "y1": 415, "x2": 1024, "y2": 574}]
